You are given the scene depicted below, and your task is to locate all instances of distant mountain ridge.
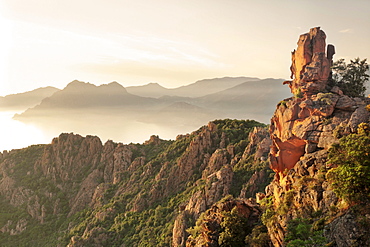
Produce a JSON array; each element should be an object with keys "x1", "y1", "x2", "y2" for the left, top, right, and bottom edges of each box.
[
  {"x1": 193, "y1": 78, "x2": 290, "y2": 119},
  {"x1": 125, "y1": 82, "x2": 169, "y2": 98},
  {"x1": 169, "y1": 76, "x2": 260, "y2": 97},
  {"x1": 7, "y1": 76, "x2": 291, "y2": 145},
  {"x1": 0, "y1": 86, "x2": 60, "y2": 111},
  {"x1": 24, "y1": 80, "x2": 157, "y2": 110},
  {"x1": 126, "y1": 76, "x2": 260, "y2": 98},
  {"x1": 14, "y1": 77, "x2": 290, "y2": 123}
]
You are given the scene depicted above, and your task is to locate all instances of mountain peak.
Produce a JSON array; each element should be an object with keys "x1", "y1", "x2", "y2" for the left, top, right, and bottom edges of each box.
[
  {"x1": 68, "y1": 80, "x2": 86, "y2": 85},
  {"x1": 65, "y1": 80, "x2": 95, "y2": 90},
  {"x1": 146, "y1": 82, "x2": 165, "y2": 88},
  {"x1": 284, "y1": 26, "x2": 334, "y2": 97},
  {"x1": 106, "y1": 81, "x2": 122, "y2": 87},
  {"x1": 99, "y1": 81, "x2": 128, "y2": 94}
]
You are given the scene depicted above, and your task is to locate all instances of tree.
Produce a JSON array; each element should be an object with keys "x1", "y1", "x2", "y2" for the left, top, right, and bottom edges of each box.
[
  {"x1": 327, "y1": 123, "x2": 370, "y2": 204},
  {"x1": 218, "y1": 207, "x2": 250, "y2": 247},
  {"x1": 284, "y1": 218, "x2": 327, "y2": 247},
  {"x1": 331, "y1": 58, "x2": 369, "y2": 97},
  {"x1": 245, "y1": 225, "x2": 271, "y2": 247}
]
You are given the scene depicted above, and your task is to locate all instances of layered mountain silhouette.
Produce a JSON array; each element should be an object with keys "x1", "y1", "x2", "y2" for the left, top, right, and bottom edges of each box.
[
  {"x1": 0, "y1": 86, "x2": 59, "y2": 111},
  {"x1": 17, "y1": 80, "x2": 157, "y2": 113},
  {"x1": 193, "y1": 78, "x2": 288, "y2": 119},
  {"x1": 126, "y1": 76, "x2": 260, "y2": 98},
  {"x1": 9, "y1": 77, "x2": 291, "y2": 143}
]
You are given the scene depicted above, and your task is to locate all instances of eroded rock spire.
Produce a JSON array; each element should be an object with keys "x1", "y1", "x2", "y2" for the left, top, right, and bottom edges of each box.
[
  {"x1": 270, "y1": 27, "x2": 336, "y2": 175},
  {"x1": 285, "y1": 27, "x2": 335, "y2": 97}
]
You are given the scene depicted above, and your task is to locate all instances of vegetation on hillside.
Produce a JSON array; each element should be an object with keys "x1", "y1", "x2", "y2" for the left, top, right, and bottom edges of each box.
[
  {"x1": 0, "y1": 119, "x2": 271, "y2": 247},
  {"x1": 64, "y1": 119, "x2": 268, "y2": 246},
  {"x1": 0, "y1": 144, "x2": 71, "y2": 247},
  {"x1": 284, "y1": 218, "x2": 327, "y2": 247},
  {"x1": 327, "y1": 123, "x2": 370, "y2": 204}
]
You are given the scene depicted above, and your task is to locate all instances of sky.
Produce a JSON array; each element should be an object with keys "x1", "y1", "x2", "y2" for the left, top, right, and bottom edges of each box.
[{"x1": 0, "y1": 0, "x2": 370, "y2": 96}]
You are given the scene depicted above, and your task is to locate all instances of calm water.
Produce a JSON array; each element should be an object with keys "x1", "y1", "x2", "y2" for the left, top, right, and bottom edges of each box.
[
  {"x1": 0, "y1": 111, "x2": 199, "y2": 152},
  {"x1": 0, "y1": 111, "x2": 49, "y2": 151}
]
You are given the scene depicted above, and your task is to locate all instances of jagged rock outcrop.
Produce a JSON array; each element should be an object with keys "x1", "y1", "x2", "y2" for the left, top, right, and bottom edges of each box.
[
  {"x1": 0, "y1": 119, "x2": 272, "y2": 246},
  {"x1": 271, "y1": 27, "x2": 336, "y2": 175},
  {"x1": 243, "y1": 127, "x2": 271, "y2": 161},
  {"x1": 266, "y1": 27, "x2": 370, "y2": 246},
  {"x1": 286, "y1": 27, "x2": 333, "y2": 97},
  {"x1": 324, "y1": 213, "x2": 370, "y2": 247},
  {"x1": 172, "y1": 126, "x2": 272, "y2": 247},
  {"x1": 270, "y1": 27, "x2": 370, "y2": 176}
]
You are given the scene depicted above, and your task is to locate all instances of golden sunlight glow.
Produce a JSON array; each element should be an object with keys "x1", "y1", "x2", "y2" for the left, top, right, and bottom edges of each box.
[
  {"x1": 0, "y1": 14, "x2": 13, "y2": 95},
  {"x1": 0, "y1": 0, "x2": 369, "y2": 151},
  {"x1": 1, "y1": 0, "x2": 369, "y2": 95},
  {"x1": 0, "y1": 112, "x2": 48, "y2": 151}
]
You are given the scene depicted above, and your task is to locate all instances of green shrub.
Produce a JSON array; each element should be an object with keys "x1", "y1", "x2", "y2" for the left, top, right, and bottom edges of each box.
[
  {"x1": 218, "y1": 207, "x2": 251, "y2": 247},
  {"x1": 279, "y1": 100, "x2": 288, "y2": 107},
  {"x1": 293, "y1": 88, "x2": 303, "y2": 98},
  {"x1": 317, "y1": 93, "x2": 334, "y2": 105},
  {"x1": 245, "y1": 225, "x2": 271, "y2": 247},
  {"x1": 260, "y1": 196, "x2": 276, "y2": 227},
  {"x1": 285, "y1": 218, "x2": 328, "y2": 247},
  {"x1": 327, "y1": 123, "x2": 370, "y2": 204}
]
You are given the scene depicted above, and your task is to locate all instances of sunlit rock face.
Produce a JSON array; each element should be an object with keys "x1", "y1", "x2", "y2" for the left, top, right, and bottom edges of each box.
[
  {"x1": 266, "y1": 27, "x2": 370, "y2": 247},
  {"x1": 269, "y1": 27, "x2": 370, "y2": 176},
  {"x1": 269, "y1": 27, "x2": 336, "y2": 175},
  {"x1": 286, "y1": 27, "x2": 334, "y2": 97}
]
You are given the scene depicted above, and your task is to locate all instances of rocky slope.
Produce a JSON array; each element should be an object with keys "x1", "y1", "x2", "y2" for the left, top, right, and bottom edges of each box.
[{"x1": 0, "y1": 119, "x2": 272, "y2": 246}]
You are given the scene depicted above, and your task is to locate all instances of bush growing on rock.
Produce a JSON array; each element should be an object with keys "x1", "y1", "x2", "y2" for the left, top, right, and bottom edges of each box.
[
  {"x1": 327, "y1": 123, "x2": 370, "y2": 204},
  {"x1": 284, "y1": 218, "x2": 327, "y2": 247},
  {"x1": 331, "y1": 58, "x2": 369, "y2": 98}
]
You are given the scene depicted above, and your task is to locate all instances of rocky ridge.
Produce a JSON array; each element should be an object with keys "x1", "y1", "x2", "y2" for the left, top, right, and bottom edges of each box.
[{"x1": 0, "y1": 119, "x2": 272, "y2": 246}]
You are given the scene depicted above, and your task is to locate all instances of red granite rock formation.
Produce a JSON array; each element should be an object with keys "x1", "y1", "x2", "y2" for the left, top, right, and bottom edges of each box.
[
  {"x1": 285, "y1": 27, "x2": 334, "y2": 97},
  {"x1": 270, "y1": 27, "x2": 336, "y2": 175},
  {"x1": 267, "y1": 27, "x2": 370, "y2": 246}
]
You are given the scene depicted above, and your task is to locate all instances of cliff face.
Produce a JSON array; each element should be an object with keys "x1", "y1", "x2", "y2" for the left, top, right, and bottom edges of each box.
[
  {"x1": 266, "y1": 27, "x2": 370, "y2": 246},
  {"x1": 175, "y1": 27, "x2": 370, "y2": 247}
]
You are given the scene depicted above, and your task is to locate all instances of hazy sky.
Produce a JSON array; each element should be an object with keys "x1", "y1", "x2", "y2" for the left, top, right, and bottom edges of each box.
[{"x1": 1, "y1": 0, "x2": 370, "y2": 96}]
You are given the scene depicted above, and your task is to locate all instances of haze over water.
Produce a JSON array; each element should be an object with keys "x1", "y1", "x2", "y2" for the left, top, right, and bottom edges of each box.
[
  {"x1": 0, "y1": 110, "x2": 202, "y2": 152},
  {"x1": 0, "y1": 111, "x2": 48, "y2": 151}
]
